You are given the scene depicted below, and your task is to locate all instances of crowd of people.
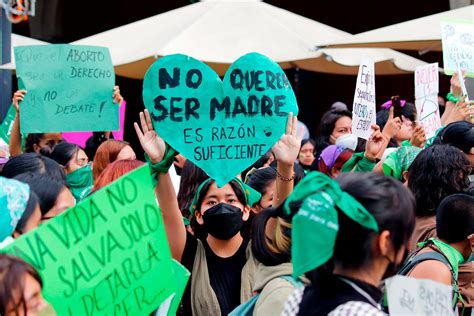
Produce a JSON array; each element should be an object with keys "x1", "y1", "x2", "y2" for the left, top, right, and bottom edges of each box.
[{"x1": 0, "y1": 71, "x2": 473, "y2": 316}]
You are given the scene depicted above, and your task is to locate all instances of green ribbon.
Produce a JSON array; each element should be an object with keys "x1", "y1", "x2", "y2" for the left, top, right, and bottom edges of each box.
[
  {"x1": 145, "y1": 144, "x2": 178, "y2": 186},
  {"x1": 189, "y1": 177, "x2": 262, "y2": 215},
  {"x1": 283, "y1": 171, "x2": 379, "y2": 277},
  {"x1": 417, "y1": 238, "x2": 465, "y2": 278}
]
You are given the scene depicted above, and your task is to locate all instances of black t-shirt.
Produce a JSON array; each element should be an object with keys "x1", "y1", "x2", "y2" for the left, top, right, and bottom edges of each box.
[
  {"x1": 297, "y1": 274, "x2": 383, "y2": 316},
  {"x1": 179, "y1": 232, "x2": 249, "y2": 316}
]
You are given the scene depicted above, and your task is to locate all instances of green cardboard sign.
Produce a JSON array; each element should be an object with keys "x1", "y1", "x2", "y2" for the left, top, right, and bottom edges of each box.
[
  {"x1": 0, "y1": 103, "x2": 16, "y2": 143},
  {"x1": 3, "y1": 165, "x2": 189, "y2": 315},
  {"x1": 143, "y1": 53, "x2": 298, "y2": 187},
  {"x1": 14, "y1": 45, "x2": 119, "y2": 133}
]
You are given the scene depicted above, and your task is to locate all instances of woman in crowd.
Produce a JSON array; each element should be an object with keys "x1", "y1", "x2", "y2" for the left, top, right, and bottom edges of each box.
[
  {"x1": 298, "y1": 139, "x2": 316, "y2": 173},
  {"x1": 92, "y1": 139, "x2": 136, "y2": 182},
  {"x1": 283, "y1": 172, "x2": 416, "y2": 316},
  {"x1": 134, "y1": 109, "x2": 300, "y2": 315},
  {"x1": 314, "y1": 109, "x2": 353, "y2": 159},
  {"x1": 92, "y1": 159, "x2": 144, "y2": 192},
  {"x1": 317, "y1": 145, "x2": 353, "y2": 178},
  {"x1": 46, "y1": 142, "x2": 93, "y2": 202},
  {"x1": 0, "y1": 254, "x2": 50, "y2": 315}
]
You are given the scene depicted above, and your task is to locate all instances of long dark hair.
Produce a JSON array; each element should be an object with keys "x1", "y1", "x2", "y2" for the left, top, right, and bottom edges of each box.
[
  {"x1": 15, "y1": 190, "x2": 39, "y2": 234},
  {"x1": 24, "y1": 133, "x2": 45, "y2": 153},
  {"x1": 408, "y1": 145, "x2": 470, "y2": 217},
  {"x1": 177, "y1": 160, "x2": 209, "y2": 220},
  {"x1": 0, "y1": 254, "x2": 43, "y2": 315},
  {"x1": 47, "y1": 142, "x2": 81, "y2": 167},
  {"x1": 307, "y1": 173, "x2": 416, "y2": 285},
  {"x1": 1, "y1": 153, "x2": 66, "y2": 184}
]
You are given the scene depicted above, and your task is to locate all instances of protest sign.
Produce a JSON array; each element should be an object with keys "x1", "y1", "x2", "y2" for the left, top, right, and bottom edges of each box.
[
  {"x1": 3, "y1": 165, "x2": 189, "y2": 316},
  {"x1": 143, "y1": 53, "x2": 298, "y2": 187},
  {"x1": 415, "y1": 63, "x2": 442, "y2": 139},
  {"x1": 352, "y1": 58, "x2": 376, "y2": 140},
  {"x1": 386, "y1": 275, "x2": 454, "y2": 316},
  {"x1": 15, "y1": 45, "x2": 119, "y2": 134},
  {"x1": 0, "y1": 103, "x2": 16, "y2": 144},
  {"x1": 441, "y1": 19, "x2": 474, "y2": 77},
  {"x1": 456, "y1": 66, "x2": 470, "y2": 101}
]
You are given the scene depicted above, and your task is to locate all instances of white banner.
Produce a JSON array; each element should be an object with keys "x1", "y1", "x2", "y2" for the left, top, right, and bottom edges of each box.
[
  {"x1": 441, "y1": 19, "x2": 474, "y2": 77},
  {"x1": 352, "y1": 58, "x2": 376, "y2": 140},
  {"x1": 415, "y1": 63, "x2": 441, "y2": 139}
]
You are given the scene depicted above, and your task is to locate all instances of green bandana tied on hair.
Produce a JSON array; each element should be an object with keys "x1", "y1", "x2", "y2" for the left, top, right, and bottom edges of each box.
[
  {"x1": 283, "y1": 171, "x2": 379, "y2": 278},
  {"x1": 0, "y1": 177, "x2": 30, "y2": 242},
  {"x1": 189, "y1": 177, "x2": 262, "y2": 216},
  {"x1": 382, "y1": 146, "x2": 422, "y2": 181}
]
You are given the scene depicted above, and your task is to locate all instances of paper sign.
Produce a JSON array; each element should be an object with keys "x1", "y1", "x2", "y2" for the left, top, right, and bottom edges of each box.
[
  {"x1": 457, "y1": 66, "x2": 470, "y2": 101},
  {"x1": 15, "y1": 45, "x2": 119, "y2": 134},
  {"x1": 441, "y1": 19, "x2": 474, "y2": 77},
  {"x1": 2, "y1": 165, "x2": 189, "y2": 315},
  {"x1": 386, "y1": 275, "x2": 454, "y2": 316},
  {"x1": 143, "y1": 53, "x2": 298, "y2": 187},
  {"x1": 0, "y1": 103, "x2": 16, "y2": 144},
  {"x1": 415, "y1": 63, "x2": 442, "y2": 139},
  {"x1": 352, "y1": 58, "x2": 376, "y2": 140}
]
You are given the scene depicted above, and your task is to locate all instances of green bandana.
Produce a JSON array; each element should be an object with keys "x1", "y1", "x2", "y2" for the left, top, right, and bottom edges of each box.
[
  {"x1": 418, "y1": 238, "x2": 466, "y2": 279},
  {"x1": 189, "y1": 177, "x2": 262, "y2": 215},
  {"x1": 145, "y1": 143, "x2": 178, "y2": 186},
  {"x1": 382, "y1": 146, "x2": 422, "y2": 181},
  {"x1": 66, "y1": 164, "x2": 93, "y2": 202},
  {"x1": 284, "y1": 171, "x2": 379, "y2": 277}
]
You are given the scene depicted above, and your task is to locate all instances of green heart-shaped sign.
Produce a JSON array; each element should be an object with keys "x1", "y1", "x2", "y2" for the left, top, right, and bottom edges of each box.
[{"x1": 143, "y1": 53, "x2": 298, "y2": 187}]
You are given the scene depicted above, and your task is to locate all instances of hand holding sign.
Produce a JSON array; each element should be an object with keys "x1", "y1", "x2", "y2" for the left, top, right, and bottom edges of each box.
[
  {"x1": 142, "y1": 53, "x2": 298, "y2": 187},
  {"x1": 15, "y1": 45, "x2": 119, "y2": 134}
]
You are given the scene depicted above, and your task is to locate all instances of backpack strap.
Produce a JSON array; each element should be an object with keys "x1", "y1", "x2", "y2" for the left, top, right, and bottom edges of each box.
[{"x1": 398, "y1": 251, "x2": 452, "y2": 276}]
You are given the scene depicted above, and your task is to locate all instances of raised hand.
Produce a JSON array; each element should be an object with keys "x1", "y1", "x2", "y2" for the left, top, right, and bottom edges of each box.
[
  {"x1": 381, "y1": 106, "x2": 402, "y2": 141},
  {"x1": 12, "y1": 90, "x2": 27, "y2": 113},
  {"x1": 365, "y1": 124, "x2": 385, "y2": 161},
  {"x1": 134, "y1": 109, "x2": 166, "y2": 164},
  {"x1": 112, "y1": 85, "x2": 124, "y2": 104},
  {"x1": 410, "y1": 125, "x2": 426, "y2": 148},
  {"x1": 272, "y1": 112, "x2": 302, "y2": 166},
  {"x1": 450, "y1": 72, "x2": 463, "y2": 99}
]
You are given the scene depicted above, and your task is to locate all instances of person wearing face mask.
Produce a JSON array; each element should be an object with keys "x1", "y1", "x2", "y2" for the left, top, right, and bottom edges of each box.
[
  {"x1": 0, "y1": 177, "x2": 42, "y2": 249},
  {"x1": 134, "y1": 109, "x2": 301, "y2": 316},
  {"x1": 314, "y1": 109, "x2": 353, "y2": 160},
  {"x1": 283, "y1": 172, "x2": 416, "y2": 316},
  {"x1": 398, "y1": 194, "x2": 473, "y2": 313},
  {"x1": 46, "y1": 142, "x2": 93, "y2": 202}
]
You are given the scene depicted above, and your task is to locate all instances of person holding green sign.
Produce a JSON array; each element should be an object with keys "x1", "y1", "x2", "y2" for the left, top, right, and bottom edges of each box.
[
  {"x1": 8, "y1": 86, "x2": 123, "y2": 158},
  {"x1": 282, "y1": 172, "x2": 416, "y2": 316},
  {"x1": 134, "y1": 109, "x2": 301, "y2": 316}
]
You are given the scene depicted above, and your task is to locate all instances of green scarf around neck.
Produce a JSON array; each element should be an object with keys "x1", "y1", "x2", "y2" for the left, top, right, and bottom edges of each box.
[{"x1": 66, "y1": 164, "x2": 93, "y2": 202}]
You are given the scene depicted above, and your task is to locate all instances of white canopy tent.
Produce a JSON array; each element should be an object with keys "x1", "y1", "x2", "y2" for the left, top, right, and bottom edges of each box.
[
  {"x1": 2, "y1": 0, "x2": 428, "y2": 76},
  {"x1": 322, "y1": 5, "x2": 474, "y2": 53},
  {"x1": 70, "y1": 0, "x2": 426, "y2": 77}
]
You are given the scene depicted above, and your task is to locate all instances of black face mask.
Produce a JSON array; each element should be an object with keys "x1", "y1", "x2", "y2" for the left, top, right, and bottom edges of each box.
[
  {"x1": 202, "y1": 203, "x2": 244, "y2": 240},
  {"x1": 382, "y1": 247, "x2": 409, "y2": 280}
]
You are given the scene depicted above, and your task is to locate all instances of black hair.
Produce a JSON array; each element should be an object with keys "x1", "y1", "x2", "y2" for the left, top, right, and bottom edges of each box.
[
  {"x1": 1, "y1": 153, "x2": 66, "y2": 184},
  {"x1": 15, "y1": 190, "x2": 39, "y2": 234},
  {"x1": 14, "y1": 173, "x2": 65, "y2": 216},
  {"x1": 177, "y1": 160, "x2": 209, "y2": 219},
  {"x1": 300, "y1": 139, "x2": 316, "y2": 151},
  {"x1": 47, "y1": 142, "x2": 81, "y2": 167},
  {"x1": 247, "y1": 167, "x2": 277, "y2": 196},
  {"x1": 24, "y1": 133, "x2": 45, "y2": 153},
  {"x1": 315, "y1": 110, "x2": 352, "y2": 159},
  {"x1": 433, "y1": 121, "x2": 474, "y2": 154},
  {"x1": 241, "y1": 149, "x2": 274, "y2": 181},
  {"x1": 436, "y1": 194, "x2": 474, "y2": 243},
  {"x1": 408, "y1": 145, "x2": 470, "y2": 216},
  {"x1": 376, "y1": 102, "x2": 417, "y2": 129},
  {"x1": 306, "y1": 173, "x2": 416, "y2": 285}
]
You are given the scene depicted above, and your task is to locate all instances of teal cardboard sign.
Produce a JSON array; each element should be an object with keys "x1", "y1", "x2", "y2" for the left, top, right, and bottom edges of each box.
[
  {"x1": 15, "y1": 45, "x2": 119, "y2": 133},
  {"x1": 0, "y1": 103, "x2": 16, "y2": 143},
  {"x1": 143, "y1": 53, "x2": 298, "y2": 186}
]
